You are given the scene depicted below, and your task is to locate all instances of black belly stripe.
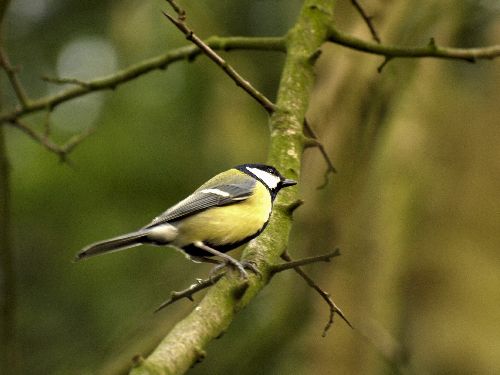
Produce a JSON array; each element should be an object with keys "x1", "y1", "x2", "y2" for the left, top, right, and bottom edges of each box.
[{"x1": 181, "y1": 220, "x2": 270, "y2": 257}]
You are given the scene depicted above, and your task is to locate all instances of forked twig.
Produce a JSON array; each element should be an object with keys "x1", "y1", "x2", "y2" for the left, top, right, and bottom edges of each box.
[
  {"x1": 281, "y1": 250, "x2": 352, "y2": 336},
  {"x1": 7, "y1": 118, "x2": 94, "y2": 161},
  {"x1": 163, "y1": 0, "x2": 277, "y2": 114}
]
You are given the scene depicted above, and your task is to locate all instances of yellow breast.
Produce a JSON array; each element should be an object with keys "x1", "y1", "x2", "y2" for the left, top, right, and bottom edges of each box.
[{"x1": 172, "y1": 182, "x2": 272, "y2": 248}]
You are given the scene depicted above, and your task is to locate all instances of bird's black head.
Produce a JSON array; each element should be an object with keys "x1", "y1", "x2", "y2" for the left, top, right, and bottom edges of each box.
[{"x1": 235, "y1": 163, "x2": 297, "y2": 200}]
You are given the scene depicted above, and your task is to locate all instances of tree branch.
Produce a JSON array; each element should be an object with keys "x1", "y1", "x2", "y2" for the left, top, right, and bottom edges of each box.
[
  {"x1": 162, "y1": 0, "x2": 277, "y2": 114},
  {"x1": 130, "y1": 1, "x2": 336, "y2": 374},
  {"x1": 6, "y1": 118, "x2": 94, "y2": 161},
  {"x1": 329, "y1": 27, "x2": 500, "y2": 62},
  {"x1": 280, "y1": 251, "x2": 352, "y2": 336},
  {"x1": 350, "y1": 0, "x2": 381, "y2": 43},
  {"x1": 0, "y1": 36, "x2": 285, "y2": 124},
  {"x1": 0, "y1": 45, "x2": 30, "y2": 108},
  {"x1": 154, "y1": 274, "x2": 224, "y2": 312},
  {"x1": 303, "y1": 119, "x2": 337, "y2": 189},
  {"x1": 271, "y1": 249, "x2": 340, "y2": 273}
]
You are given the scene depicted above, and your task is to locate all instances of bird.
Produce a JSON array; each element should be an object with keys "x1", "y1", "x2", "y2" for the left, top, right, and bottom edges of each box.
[{"x1": 75, "y1": 163, "x2": 296, "y2": 278}]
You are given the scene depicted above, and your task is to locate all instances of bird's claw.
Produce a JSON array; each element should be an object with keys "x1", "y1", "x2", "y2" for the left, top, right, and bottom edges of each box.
[{"x1": 241, "y1": 260, "x2": 262, "y2": 278}]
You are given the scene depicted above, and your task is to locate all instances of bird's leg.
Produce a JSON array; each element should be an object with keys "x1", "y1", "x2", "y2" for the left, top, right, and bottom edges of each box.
[
  {"x1": 193, "y1": 241, "x2": 248, "y2": 279},
  {"x1": 189, "y1": 256, "x2": 220, "y2": 265},
  {"x1": 191, "y1": 255, "x2": 227, "y2": 282}
]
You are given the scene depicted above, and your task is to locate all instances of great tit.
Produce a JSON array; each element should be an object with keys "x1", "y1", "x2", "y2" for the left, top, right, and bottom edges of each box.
[{"x1": 75, "y1": 163, "x2": 296, "y2": 277}]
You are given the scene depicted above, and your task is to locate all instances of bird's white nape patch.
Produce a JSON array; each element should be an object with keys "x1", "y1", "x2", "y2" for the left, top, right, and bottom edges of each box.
[
  {"x1": 246, "y1": 167, "x2": 280, "y2": 189},
  {"x1": 200, "y1": 188, "x2": 230, "y2": 197}
]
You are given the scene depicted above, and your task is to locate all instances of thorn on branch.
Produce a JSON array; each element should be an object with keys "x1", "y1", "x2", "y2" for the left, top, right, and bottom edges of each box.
[
  {"x1": 193, "y1": 347, "x2": 206, "y2": 364},
  {"x1": 285, "y1": 199, "x2": 304, "y2": 215},
  {"x1": 428, "y1": 37, "x2": 437, "y2": 50},
  {"x1": 377, "y1": 56, "x2": 392, "y2": 73},
  {"x1": 308, "y1": 49, "x2": 323, "y2": 65},
  {"x1": 131, "y1": 355, "x2": 145, "y2": 367},
  {"x1": 280, "y1": 250, "x2": 352, "y2": 335},
  {"x1": 303, "y1": 119, "x2": 337, "y2": 189}
]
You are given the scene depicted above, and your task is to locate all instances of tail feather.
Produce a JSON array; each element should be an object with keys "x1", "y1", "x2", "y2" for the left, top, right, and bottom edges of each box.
[{"x1": 74, "y1": 230, "x2": 147, "y2": 261}]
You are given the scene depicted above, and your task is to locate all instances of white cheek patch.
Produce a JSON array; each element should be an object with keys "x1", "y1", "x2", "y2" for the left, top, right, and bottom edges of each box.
[
  {"x1": 200, "y1": 188, "x2": 230, "y2": 197},
  {"x1": 246, "y1": 167, "x2": 280, "y2": 189}
]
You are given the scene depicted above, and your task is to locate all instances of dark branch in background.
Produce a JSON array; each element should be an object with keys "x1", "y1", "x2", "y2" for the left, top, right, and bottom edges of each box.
[
  {"x1": 303, "y1": 119, "x2": 337, "y2": 189},
  {"x1": 0, "y1": 36, "x2": 286, "y2": 124},
  {"x1": 280, "y1": 250, "x2": 352, "y2": 336},
  {"x1": 162, "y1": 0, "x2": 277, "y2": 114},
  {"x1": 329, "y1": 27, "x2": 500, "y2": 62},
  {"x1": 0, "y1": 2, "x2": 18, "y2": 374},
  {"x1": 350, "y1": 0, "x2": 381, "y2": 43}
]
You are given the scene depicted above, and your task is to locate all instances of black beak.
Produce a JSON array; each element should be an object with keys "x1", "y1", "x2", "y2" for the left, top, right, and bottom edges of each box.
[{"x1": 281, "y1": 178, "x2": 297, "y2": 187}]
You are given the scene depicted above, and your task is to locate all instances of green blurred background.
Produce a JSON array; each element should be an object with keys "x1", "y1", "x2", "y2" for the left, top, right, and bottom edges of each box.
[{"x1": 1, "y1": 0, "x2": 499, "y2": 374}]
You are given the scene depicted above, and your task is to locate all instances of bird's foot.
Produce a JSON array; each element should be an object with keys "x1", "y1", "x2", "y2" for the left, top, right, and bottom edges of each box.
[{"x1": 240, "y1": 260, "x2": 262, "y2": 278}]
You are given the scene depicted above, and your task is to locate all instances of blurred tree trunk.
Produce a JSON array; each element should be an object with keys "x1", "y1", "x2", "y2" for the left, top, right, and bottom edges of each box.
[
  {"x1": 0, "y1": 2, "x2": 16, "y2": 374},
  {"x1": 296, "y1": 0, "x2": 500, "y2": 374}
]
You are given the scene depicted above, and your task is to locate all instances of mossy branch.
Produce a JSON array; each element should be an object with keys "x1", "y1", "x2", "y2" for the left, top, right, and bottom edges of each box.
[
  {"x1": 329, "y1": 27, "x2": 500, "y2": 62},
  {"x1": 129, "y1": 1, "x2": 336, "y2": 374}
]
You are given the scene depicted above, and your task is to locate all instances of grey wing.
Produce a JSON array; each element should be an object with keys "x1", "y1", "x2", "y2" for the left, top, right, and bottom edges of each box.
[{"x1": 144, "y1": 178, "x2": 256, "y2": 228}]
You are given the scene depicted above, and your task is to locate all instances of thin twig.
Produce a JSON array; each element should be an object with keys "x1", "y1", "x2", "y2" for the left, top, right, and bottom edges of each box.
[
  {"x1": 42, "y1": 76, "x2": 92, "y2": 88},
  {"x1": 7, "y1": 118, "x2": 93, "y2": 161},
  {"x1": 163, "y1": 0, "x2": 277, "y2": 114},
  {"x1": 271, "y1": 249, "x2": 340, "y2": 274},
  {"x1": 59, "y1": 126, "x2": 95, "y2": 157},
  {"x1": 329, "y1": 27, "x2": 500, "y2": 62},
  {"x1": 281, "y1": 250, "x2": 352, "y2": 336},
  {"x1": 42, "y1": 111, "x2": 51, "y2": 137},
  {"x1": 0, "y1": 36, "x2": 285, "y2": 124},
  {"x1": 0, "y1": 46, "x2": 30, "y2": 108},
  {"x1": 350, "y1": 0, "x2": 381, "y2": 43},
  {"x1": 155, "y1": 274, "x2": 224, "y2": 312},
  {"x1": 303, "y1": 119, "x2": 337, "y2": 189},
  {"x1": 377, "y1": 56, "x2": 392, "y2": 73}
]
